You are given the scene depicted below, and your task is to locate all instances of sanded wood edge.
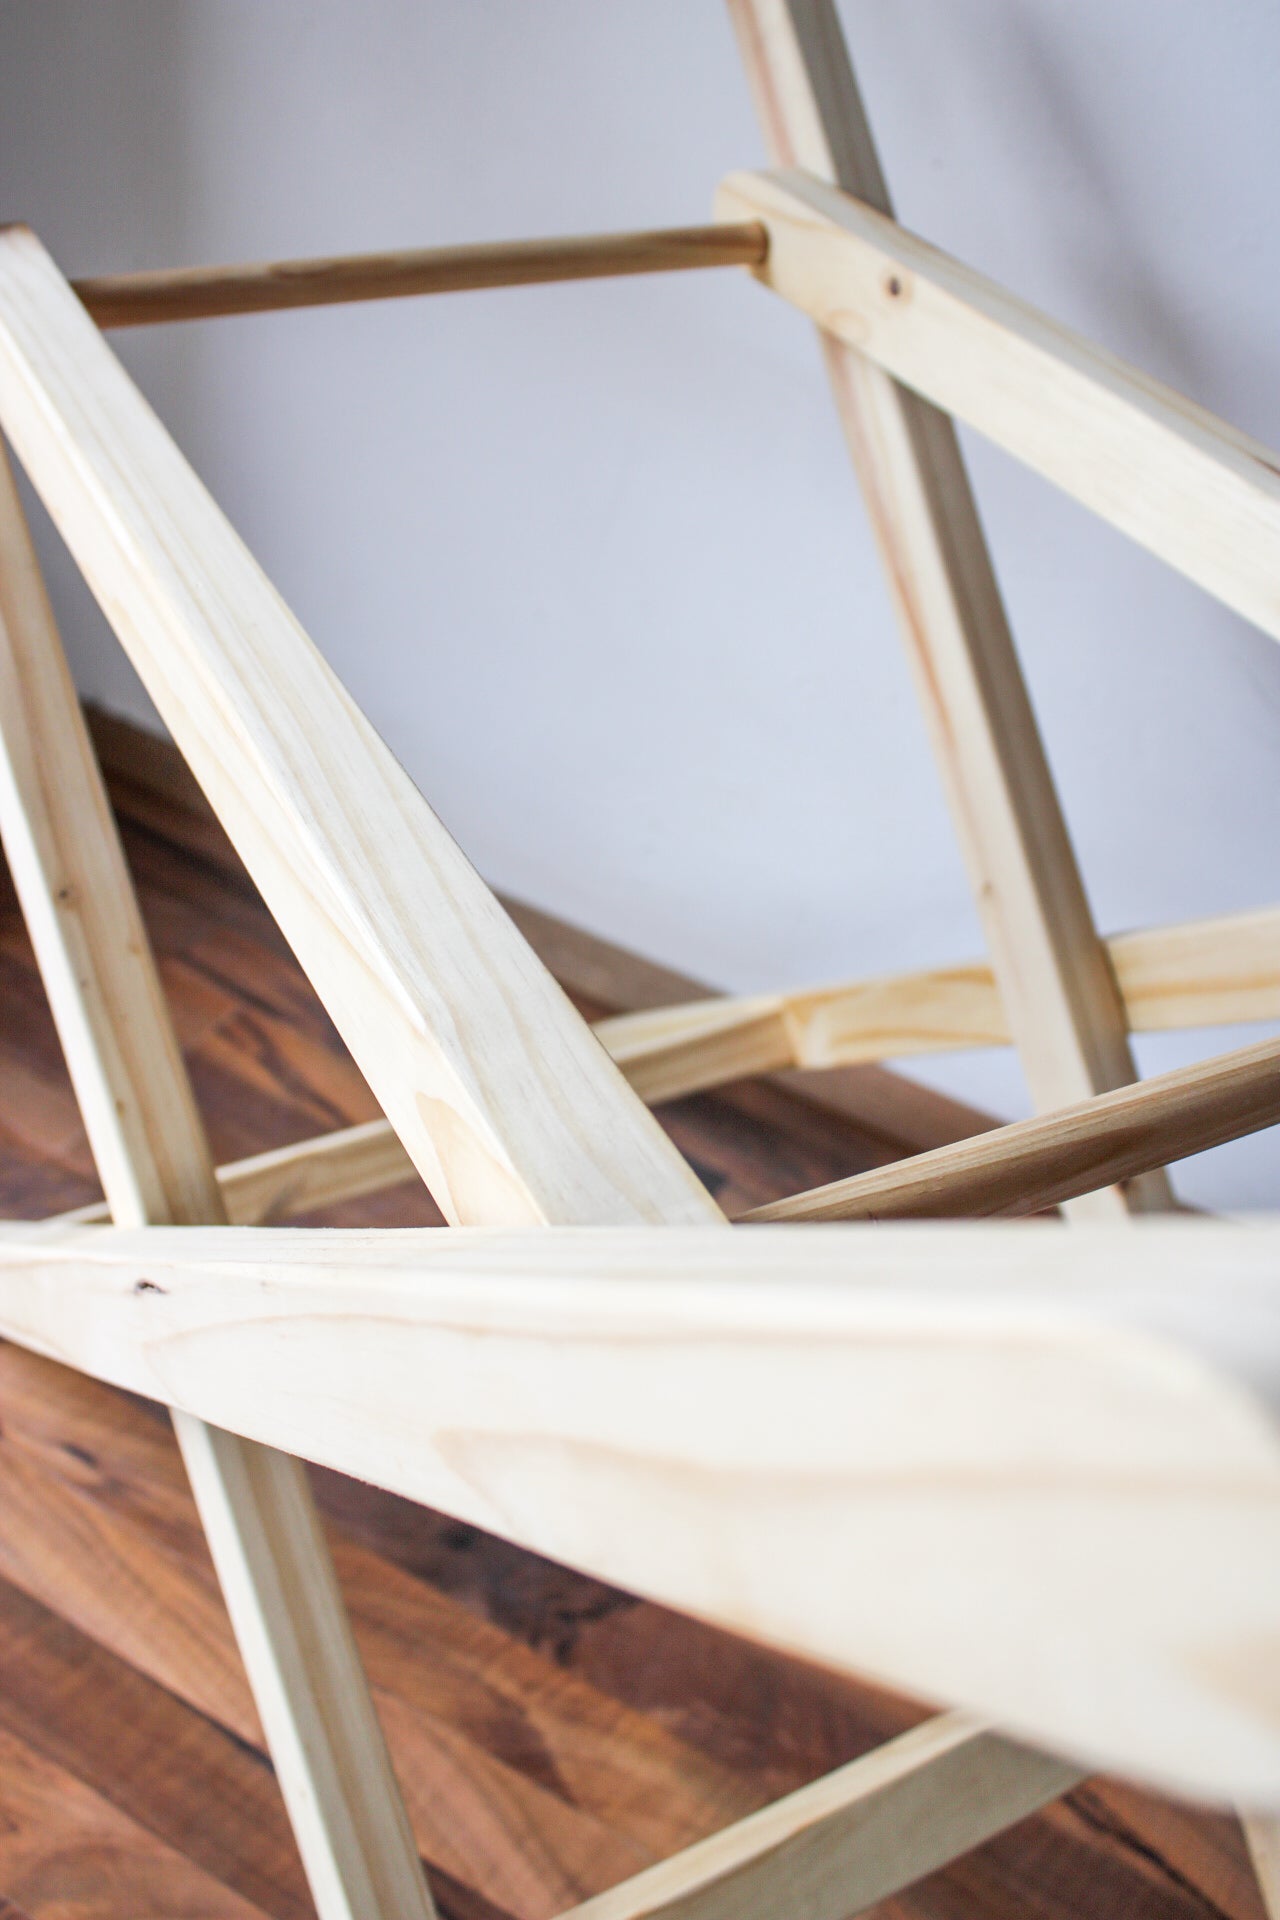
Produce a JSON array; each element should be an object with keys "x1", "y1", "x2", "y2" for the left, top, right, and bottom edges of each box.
[
  {"x1": 747, "y1": 1033, "x2": 1280, "y2": 1222},
  {"x1": 0, "y1": 438, "x2": 436, "y2": 1919},
  {"x1": 0, "y1": 222, "x2": 720, "y2": 1232},
  {"x1": 0, "y1": 1215, "x2": 1278, "y2": 1801},
  {"x1": 557, "y1": 1714, "x2": 1082, "y2": 1920},
  {"x1": 725, "y1": 0, "x2": 1165, "y2": 1223},
  {"x1": 73, "y1": 222, "x2": 768, "y2": 328},
  {"x1": 83, "y1": 702, "x2": 998, "y2": 1155},
  {"x1": 61, "y1": 1118, "x2": 419, "y2": 1229},
  {"x1": 716, "y1": 166, "x2": 1280, "y2": 644},
  {"x1": 594, "y1": 905, "x2": 1280, "y2": 1099}
]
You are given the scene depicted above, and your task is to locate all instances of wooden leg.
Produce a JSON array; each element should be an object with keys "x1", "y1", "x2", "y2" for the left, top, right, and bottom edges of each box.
[
  {"x1": 1243, "y1": 1816, "x2": 1280, "y2": 1918},
  {"x1": 0, "y1": 438, "x2": 435, "y2": 1920},
  {"x1": 557, "y1": 1714, "x2": 1082, "y2": 1920},
  {"x1": 725, "y1": 0, "x2": 1171, "y2": 1220}
]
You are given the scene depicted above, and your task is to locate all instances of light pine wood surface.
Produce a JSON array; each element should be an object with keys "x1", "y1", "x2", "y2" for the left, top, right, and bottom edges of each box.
[
  {"x1": 0, "y1": 222, "x2": 719, "y2": 1235},
  {"x1": 597, "y1": 903, "x2": 1280, "y2": 1102},
  {"x1": 559, "y1": 1713, "x2": 1082, "y2": 1920},
  {"x1": 725, "y1": 0, "x2": 1168, "y2": 1220},
  {"x1": 715, "y1": 165, "x2": 1280, "y2": 645},
  {"x1": 0, "y1": 1215, "x2": 1277, "y2": 1805},
  {"x1": 0, "y1": 441, "x2": 435, "y2": 1917},
  {"x1": 748, "y1": 1033, "x2": 1280, "y2": 1221}
]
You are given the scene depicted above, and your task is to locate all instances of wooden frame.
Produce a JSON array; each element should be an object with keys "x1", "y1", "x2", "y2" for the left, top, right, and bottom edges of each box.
[{"x1": 0, "y1": 4, "x2": 1275, "y2": 1915}]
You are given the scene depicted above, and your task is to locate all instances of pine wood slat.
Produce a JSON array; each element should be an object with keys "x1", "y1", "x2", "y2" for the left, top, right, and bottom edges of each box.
[
  {"x1": 0, "y1": 222, "x2": 719, "y2": 1234},
  {"x1": 0, "y1": 1215, "x2": 1277, "y2": 1803},
  {"x1": 0, "y1": 768, "x2": 1266, "y2": 1920},
  {"x1": 748, "y1": 1033, "x2": 1280, "y2": 1221},
  {"x1": 596, "y1": 905, "x2": 1280, "y2": 1101},
  {"x1": 0, "y1": 1340, "x2": 729, "y2": 1918},
  {"x1": 559, "y1": 1714, "x2": 1080, "y2": 1920},
  {"x1": 85, "y1": 699, "x2": 998, "y2": 1160},
  {"x1": 0, "y1": 433, "x2": 434, "y2": 1920},
  {"x1": 725, "y1": 0, "x2": 1170, "y2": 1220},
  {"x1": 716, "y1": 165, "x2": 1280, "y2": 645}
]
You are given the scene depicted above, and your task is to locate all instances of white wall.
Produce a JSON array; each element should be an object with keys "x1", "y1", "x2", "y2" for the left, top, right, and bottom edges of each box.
[{"x1": 1, "y1": 1, "x2": 1277, "y2": 1205}]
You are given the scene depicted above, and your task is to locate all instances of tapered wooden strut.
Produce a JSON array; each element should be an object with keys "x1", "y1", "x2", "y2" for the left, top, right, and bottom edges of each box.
[
  {"x1": 747, "y1": 1032, "x2": 1280, "y2": 1222},
  {"x1": 0, "y1": 222, "x2": 1105, "y2": 1916},
  {"x1": 0, "y1": 5, "x2": 1270, "y2": 1910},
  {"x1": 0, "y1": 438, "x2": 437, "y2": 1920},
  {"x1": 726, "y1": 0, "x2": 1171, "y2": 1220}
]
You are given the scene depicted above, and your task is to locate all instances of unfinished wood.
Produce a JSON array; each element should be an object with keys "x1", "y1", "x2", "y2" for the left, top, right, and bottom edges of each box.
[
  {"x1": 74, "y1": 222, "x2": 768, "y2": 327},
  {"x1": 595, "y1": 903, "x2": 1280, "y2": 1100},
  {"x1": 83, "y1": 700, "x2": 999, "y2": 1159},
  {"x1": 0, "y1": 437, "x2": 435, "y2": 1920},
  {"x1": 747, "y1": 1033, "x2": 1280, "y2": 1222},
  {"x1": 0, "y1": 1343, "x2": 711, "y2": 1919},
  {"x1": 0, "y1": 223, "x2": 718, "y2": 1233},
  {"x1": 726, "y1": 0, "x2": 1167, "y2": 1219},
  {"x1": 0, "y1": 795, "x2": 1261, "y2": 1920},
  {"x1": 0, "y1": 1215, "x2": 1278, "y2": 1802},
  {"x1": 1111, "y1": 908, "x2": 1280, "y2": 1035},
  {"x1": 716, "y1": 165, "x2": 1280, "y2": 645},
  {"x1": 560, "y1": 1712, "x2": 1081, "y2": 1920},
  {"x1": 1244, "y1": 1818, "x2": 1280, "y2": 1920},
  {"x1": 201, "y1": 1117, "x2": 417, "y2": 1227}
]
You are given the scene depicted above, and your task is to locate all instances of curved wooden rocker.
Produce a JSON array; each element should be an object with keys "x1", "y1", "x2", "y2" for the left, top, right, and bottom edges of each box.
[{"x1": 0, "y1": 4, "x2": 1276, "y2": 1917}]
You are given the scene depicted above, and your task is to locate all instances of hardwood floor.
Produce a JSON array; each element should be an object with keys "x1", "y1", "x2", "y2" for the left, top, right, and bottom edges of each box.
[{"x1": 0, "y1": 717, "x2": 1264, "y2": 1920}]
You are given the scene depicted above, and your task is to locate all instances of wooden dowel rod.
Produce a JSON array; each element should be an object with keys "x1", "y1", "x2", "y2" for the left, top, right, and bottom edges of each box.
[
  {"x1": 745, "y1": 1033, "x2": 1280, "y2": 1222},
  {"x1": 71, "y1": 222, "x2": 769, "y2": 328}
]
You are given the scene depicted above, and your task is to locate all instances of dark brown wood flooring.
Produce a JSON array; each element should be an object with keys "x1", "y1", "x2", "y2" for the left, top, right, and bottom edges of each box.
[{"x1": 0, "y1": 726, "x2": 1264, "y2": 1920}]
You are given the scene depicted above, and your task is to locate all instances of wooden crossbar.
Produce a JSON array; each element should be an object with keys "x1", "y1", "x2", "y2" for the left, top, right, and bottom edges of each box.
[
  {"x1": 0, "y1": 1215, "x2": 1277, "y2": 1804},
  {"x1": 748, "y1": 1032, "x2": 1280, "y2": 1222},
  {"x1": 717, "y1": 166, "x2": 1280, "y2": 646},
  {"x1": 0, "y1": 2, "x2": 1272, "y2": 1910},
  {"x1": 557, "y1": 1713, "x2": 1082, "y2": 1920},
  {"x1": 727, "y1": 0, "x2": 1168, "y2": 1221},
  {"x1": 0, "y1": 440, "x2": 436, "y2": 1919},
  {"x1": 72, "y1": 221, "x2": 768, "y2": 327},
  {"x1": 51, "y1": 892, "x2": 1274, "y2": 1233},
  {"x1": 598, "y1": 904, "x2": 1280, "y2": 1103},
  {"x1": 0, "y1": 220, "x2": 721, "y2": 1234}
]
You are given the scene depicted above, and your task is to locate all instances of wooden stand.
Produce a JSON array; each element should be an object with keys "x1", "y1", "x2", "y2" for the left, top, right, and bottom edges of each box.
[{"x1": 0, "y1": 3, "x2": 1276, "y2": 1913}]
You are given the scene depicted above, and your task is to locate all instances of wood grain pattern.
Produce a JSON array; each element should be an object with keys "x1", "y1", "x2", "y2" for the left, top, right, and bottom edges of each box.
[
  {"x1": 0, "y1": 1215, "x2": 1278, "y2": 1803},
  {"x1": 596, "y1": 904, "x2": 1280, "y2": 1100},
  {"x1": 0, "y1": 223, "x2": 719, "y2": 1233},
  {"x1": 0, "y1": 434, "x2": 435, "y2": 1920},
  {"x1": 86, "y1": 700, "x2": 998, "y2": 1162},
  {"x1": 0, "y1": 774, "x2": 1263, "y2": 1920},
  {"x1": 716, "y1": 165, "x2": 1280, "y2": 644},
  {"x1": 747, "y1": 1033, "x2": 1280, "y2": 1221},
  {"x1": 560, "y1": 1714, "x2": 1080, "y2": 1920},
  {"x1": 725, "y1": 0, "x2": 1169, "y2": 1219},
  {"x1": 74, "y1": 223, "x2": 768, "y2": 327}
]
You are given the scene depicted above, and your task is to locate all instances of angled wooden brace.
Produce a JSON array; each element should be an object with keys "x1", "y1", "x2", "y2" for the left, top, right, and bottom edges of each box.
[
  {"x1": 0, "y1": 438, "x2": 438, "y2": 1920},
  {"x1": 0, "y1": 414, "x2": 729, "y2": 1909},
  {"x1": 0, "y1": 1216, "x2": 1278, "y2": 1807},
  {"x1": 726, "y1": 0, "x2": 1171, "y2": 1219},
  {"x1": 0, "y1": 222, "x2": 1086, "y2": 1919},
  {"x1": 723, "y1": 9, "x2": 1280, "y2": 1908}
]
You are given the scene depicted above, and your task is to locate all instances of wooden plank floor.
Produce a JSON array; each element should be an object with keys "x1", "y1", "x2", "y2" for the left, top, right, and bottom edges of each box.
[{"x1": 0, "y1": 721, "x2": 1265, "y2": 1920}]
